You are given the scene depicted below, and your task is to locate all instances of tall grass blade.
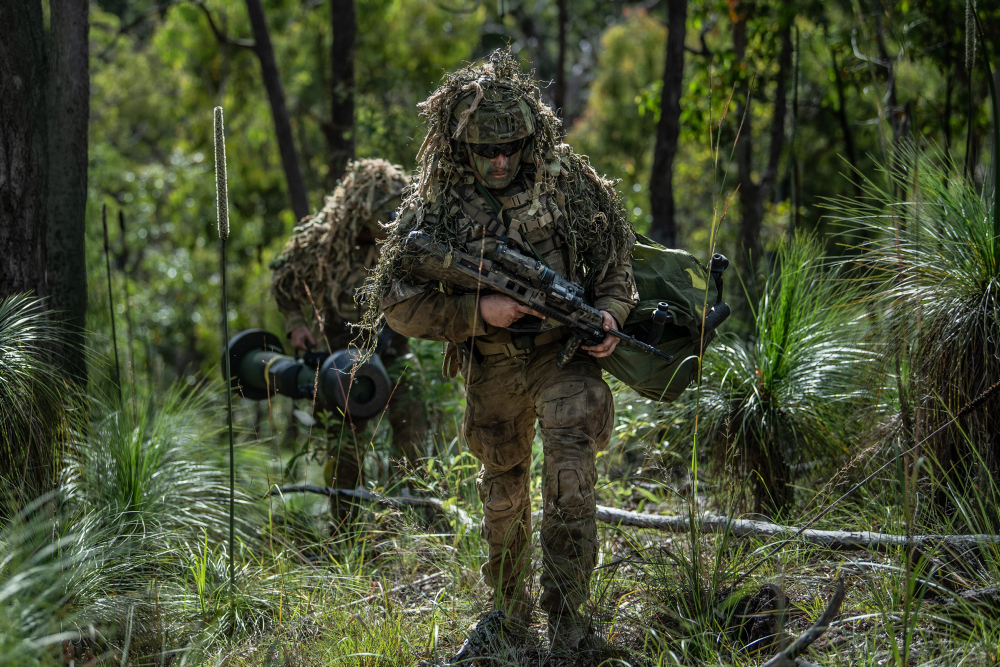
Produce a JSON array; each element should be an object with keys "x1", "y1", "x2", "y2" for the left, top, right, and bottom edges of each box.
[
  {"x1": 972, "y1": 8, "x2": 999, "y2": 240},
  {"x1": 117, "y1": 209, "x2": 138, "y2": 422}
]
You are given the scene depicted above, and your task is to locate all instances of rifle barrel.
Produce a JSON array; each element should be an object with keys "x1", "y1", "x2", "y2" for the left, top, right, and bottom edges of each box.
[{"x1": 607, "y1": 328, "x2": 674, "y2": 361}]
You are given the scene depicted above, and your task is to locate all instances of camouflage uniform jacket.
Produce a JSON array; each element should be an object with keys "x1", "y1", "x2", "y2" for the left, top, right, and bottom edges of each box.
[{"x1": 383, "y1": 164, "x2": 636, "y2": 363}]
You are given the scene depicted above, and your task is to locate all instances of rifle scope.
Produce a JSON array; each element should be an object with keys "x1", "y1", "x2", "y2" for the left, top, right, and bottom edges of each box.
[{"x1": 224, "y1": 329, "x2": 391, "y2": 422}]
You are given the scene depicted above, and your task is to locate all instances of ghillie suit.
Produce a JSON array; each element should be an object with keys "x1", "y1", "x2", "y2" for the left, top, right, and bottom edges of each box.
[
  {"x1": 269, "y1": 159, "x2": 425, "y2": 502},
  {"x1": 358, "y1": 49, "x2": 635, "y2": 338},
  {"x1": 272, "y1": 158, "x2": 409, "y2": 333},
  {"x1": 360, "y1": 48, "x2": 636, "y2": 651}
]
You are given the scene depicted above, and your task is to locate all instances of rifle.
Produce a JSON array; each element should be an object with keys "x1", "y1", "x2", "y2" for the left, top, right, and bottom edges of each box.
[{"x1": 403, "y1": 230, "x2": 673, "y2": 368}]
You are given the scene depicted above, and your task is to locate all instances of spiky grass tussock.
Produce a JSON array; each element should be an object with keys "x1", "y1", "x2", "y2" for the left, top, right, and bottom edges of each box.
[
  {"x1": 0, "y1": 295, "x2": 73, "y2": 520},
  {"x1": 831, "y1": 145, "x2": 1000, "y2": 511},
  {"x1": 658, "y1": 233, "x2": 873, "y2": 517},
  {"x1": 52, "y1": 385, "x2": 265, "y2": 660}
]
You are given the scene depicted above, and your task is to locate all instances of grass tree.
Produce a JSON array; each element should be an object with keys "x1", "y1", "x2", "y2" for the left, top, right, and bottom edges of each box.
[
  {"x1": 0, "y1": 294, "x2": 72, "y2": 518},
  {"x1": 835, "y1": 146, "x2": 1000, "y2": 516},
  {"x1": 671, "y1": 233, "x2": 871, "y2": 517}
]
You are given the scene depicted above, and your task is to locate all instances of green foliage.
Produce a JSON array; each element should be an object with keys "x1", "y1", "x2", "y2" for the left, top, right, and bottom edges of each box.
[
  {"x1": 0, "y1": 498, "x2": 78, "y2": 667},
  {"x1": 568, "y1": 8, "x2": 666, "y2": 228},
  {"x1": 665, "y1": 234, "x2": 872, "y2": 516},
  {"x1": 833, "y1": 145, "x2": 1000, "y2": 502},
  {"x1": 0, "y1": 295, "x2": 72, "y2": 519}
]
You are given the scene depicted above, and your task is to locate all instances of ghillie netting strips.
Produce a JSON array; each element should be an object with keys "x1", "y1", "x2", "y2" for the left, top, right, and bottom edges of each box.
[
  {"x1": 270, "y1": 159, "x2": 409, "y2": 321},
  {"x1": 357, "y1": 47, "x2": 634, "y2": 339}
]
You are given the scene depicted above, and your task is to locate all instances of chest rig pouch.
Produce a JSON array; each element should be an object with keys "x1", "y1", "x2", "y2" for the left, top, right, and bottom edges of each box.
[{"x1": 449, "y1": 179, "x2": 569, "y2": 355}]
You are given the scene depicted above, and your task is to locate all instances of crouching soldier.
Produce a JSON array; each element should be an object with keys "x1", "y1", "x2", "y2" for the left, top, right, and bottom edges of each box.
[{"x1": 270, "y1": 159, "x2": 427, "y2": 496}]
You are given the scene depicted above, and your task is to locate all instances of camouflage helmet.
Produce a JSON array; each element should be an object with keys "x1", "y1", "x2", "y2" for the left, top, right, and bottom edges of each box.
[{"x1": 450, "y1": 82, "x2": 536, "y2": 145}]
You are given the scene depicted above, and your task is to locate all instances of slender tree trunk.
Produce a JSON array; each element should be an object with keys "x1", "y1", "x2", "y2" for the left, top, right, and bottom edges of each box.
[
  {"x1": 828, "y1": 38, "x2": 860, "y2": 198},
  {"x1": 874, "y1": 12, "x2": 908, "y2": 198},
  {"x1": 789, "y1": 25, "x2": 800, "y2": 236},
  {"x1": 245, "y1": 0, "x2": 310, "y2": 221},
  {"x1": 649, "y1": 0, "x2": 688, "y2": 248},
  {"x1": 555, "y1": 0, "x2": 568, "y2": 118},
  {"x1": 0, "y1": 1, "x2": 49, "y2": 300},
  {"x1": 734, "y1": 2, "x2": 792, "y2": 282},
  {"x1": 732, "y1": 9, "x2": 762, "y2": 274},
  {"x1": 328, "y1": 0, "x2": 356, "y2": 182},
  {"x1": 46, "y1": 0, "x2": 90, "y2": 384}
]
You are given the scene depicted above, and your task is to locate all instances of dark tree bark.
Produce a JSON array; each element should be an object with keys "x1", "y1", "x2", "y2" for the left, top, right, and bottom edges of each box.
[
  {"x1": 0, "y1": 1, "x2": 49, "y2": 300},
  {"x1": 326, "y1": 0, "x2": 356, "y2": 182},
  {"x1": 827, "y1": 33, "x2": 860, "y2": 198},
  {"x1": 554, "y1": 0, "x2": 568, "y2": 119},
  {"x1": 649, "y1": 0, "x2": 689, "y2": 248},
  {"x1": 733, "y1": 0, "x2": 793, "y2": 286},
  {"x1": 46, "y1": 0, "x2": 90, "y2": 384},
  {"x1": 244, "y1": 0, "x2": 310, "y2": 221}
]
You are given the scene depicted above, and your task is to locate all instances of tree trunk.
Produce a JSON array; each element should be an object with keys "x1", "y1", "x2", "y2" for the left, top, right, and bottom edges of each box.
[
  {"x1": 827, "y1": 34, "x2": 860, "y2": 198},
  {"x1": 46, "y1": 0, "x2": 90, "y2": 385},
  {"x1": 733, "y1": 1, "x2": 792, "y2": 285},
  {"x1": 732, "y1": 9, "x2": 758, "y2": 273},
  {"x1": 649, "y1": 0, "x2": 688, "y2": 248},
  {"x1": 328, "y1": 0, "x2": 356, "y2": 182},
  {"x1": 554, "y1": 0, "x2": 568, "y2": 118},
  {"x1": 0, "y1": 1, "x2": 49, "y2": 300},
  {"x1": 245, "y1": 0, "x2": 310, "y2": 221}
]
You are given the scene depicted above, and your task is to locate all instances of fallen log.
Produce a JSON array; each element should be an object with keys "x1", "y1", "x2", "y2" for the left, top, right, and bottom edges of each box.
[
  {"x1": 594, "y1": 506, "x2": 1000, "y2": 551},
  {"x1": 268, "y1": 487, "x2": 1000, "y2": 552}
]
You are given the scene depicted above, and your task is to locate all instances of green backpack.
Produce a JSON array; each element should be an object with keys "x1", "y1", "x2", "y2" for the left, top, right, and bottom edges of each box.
[{"x1": 597, "y1": 234, "x2": 730, "y2": 402}]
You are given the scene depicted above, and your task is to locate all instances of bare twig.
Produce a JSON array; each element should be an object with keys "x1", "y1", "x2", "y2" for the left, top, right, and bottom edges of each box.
[
  {"x1": 267, "y1": 484, "x2": 476, "y2": 529},
  {"x1": 193, "y1": 0, "x2": 256, "y2": 51},
  {"x1": 762, "y1": 578, "x2": 845, "y2": 667},
  {"x1": 271, "y1": 486, "x2": 1000, "y2": 552}
]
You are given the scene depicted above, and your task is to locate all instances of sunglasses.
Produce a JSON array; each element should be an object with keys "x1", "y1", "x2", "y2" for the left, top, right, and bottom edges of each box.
[{"x1": 469, "y1": 138, "x2": 526, "y2": 159}]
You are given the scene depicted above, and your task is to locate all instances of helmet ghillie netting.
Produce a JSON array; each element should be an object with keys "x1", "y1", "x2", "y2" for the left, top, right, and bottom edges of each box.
[
  {"x1": 357, "y1": 48, "x2": 634, "y2": 340},
  {"x1": 270, "y1": 158, "x2": 409, "y2": 320}
]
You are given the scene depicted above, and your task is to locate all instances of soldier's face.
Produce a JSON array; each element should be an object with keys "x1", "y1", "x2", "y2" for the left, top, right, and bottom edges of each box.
[{"x1": 469, "y1": 143, "x2": 523, "y2": 189}]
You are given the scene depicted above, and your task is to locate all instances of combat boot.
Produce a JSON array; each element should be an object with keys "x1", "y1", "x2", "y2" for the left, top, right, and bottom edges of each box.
[
  {"x1": 496, "y1": 586, "x2": 534, "y2": 632},
  {"x1": 547, "y1": 612, "x2": 589, "y2": 653}
]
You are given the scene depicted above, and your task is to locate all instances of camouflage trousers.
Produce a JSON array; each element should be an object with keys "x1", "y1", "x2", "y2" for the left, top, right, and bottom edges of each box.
[
  {"x1": 324, "y1": 328, "x2": 428, "y2": 491},
  {"x1": 462, "y1": 342, "x2": 613, "y2": 616}
]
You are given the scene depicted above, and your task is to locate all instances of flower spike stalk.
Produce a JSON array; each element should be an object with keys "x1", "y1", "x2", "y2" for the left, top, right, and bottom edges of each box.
[
  {"x1": 213, "y1": 105, "x2": 235, "y2": 631},
  {"x1": 101, "y1": 204, "x2": 122, "y2": 407}
]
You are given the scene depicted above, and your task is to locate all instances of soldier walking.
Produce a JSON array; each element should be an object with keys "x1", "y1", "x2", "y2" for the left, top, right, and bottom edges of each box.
[
  {"x1": 361, "y1": 50, "x2": 637, "y2": 652},
  {"x1": 270, "y1": 159, "x2": 427, "y2": 495}
]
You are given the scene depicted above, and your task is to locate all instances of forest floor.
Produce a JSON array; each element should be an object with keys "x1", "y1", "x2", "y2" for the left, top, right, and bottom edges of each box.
[
  {"x1": 211, "y1": 461, "x2": 1000, "y2": 667},
  {"x1": 39, "y1": 367, "x2": 1000, "y2": 667}
]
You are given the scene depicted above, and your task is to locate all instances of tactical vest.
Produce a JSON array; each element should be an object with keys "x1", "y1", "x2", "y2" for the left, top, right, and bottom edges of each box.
[{"x1": 449, "y1": 178, "x2": 569, "y2": 273}]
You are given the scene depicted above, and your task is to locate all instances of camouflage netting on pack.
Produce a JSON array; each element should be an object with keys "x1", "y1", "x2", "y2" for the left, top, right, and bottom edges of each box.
[
  {"x1": 357, "y1": 48, "x2": 633, "y2": 337},
  {"x1": 270, "y1": 159, "x2": 409, "y2": 320}
]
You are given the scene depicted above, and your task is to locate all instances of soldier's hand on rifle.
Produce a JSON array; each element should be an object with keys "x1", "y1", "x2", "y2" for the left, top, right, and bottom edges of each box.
[
  {"x1": 289, "y1": 325, "x2": 316, "y2": 351},
  {"x1": 582, "y1": 311, "x2": 620, "y2": 358},
  {"x1": 479, "y1": 294, "x2": 543, "y2": 328}
]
